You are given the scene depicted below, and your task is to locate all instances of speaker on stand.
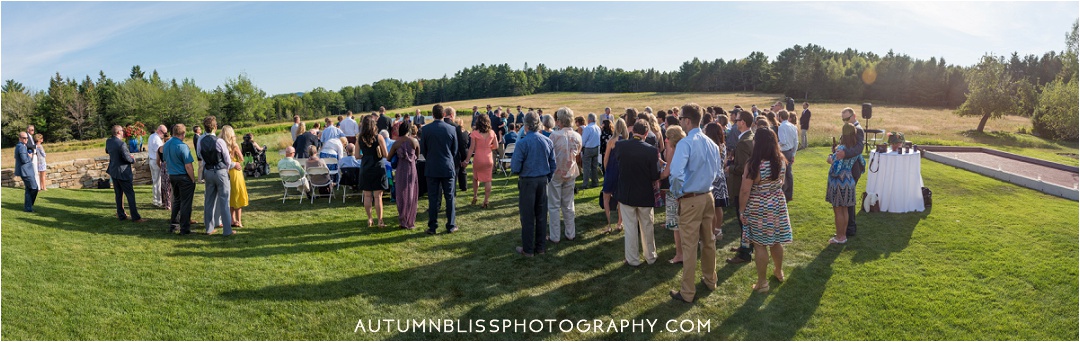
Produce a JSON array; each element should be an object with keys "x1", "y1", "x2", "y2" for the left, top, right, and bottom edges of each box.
[{"x1": 861, "y1": 103, "x2": 884, "y2": 154}]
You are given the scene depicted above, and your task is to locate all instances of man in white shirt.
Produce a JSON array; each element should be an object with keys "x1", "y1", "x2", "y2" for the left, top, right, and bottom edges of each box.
[
  {"x1": 601, "y1": 107, "x2": 614, "y2": 123},
  {"x1": 147, "y1": 124, "x2": 167, "y2": 207},
  {"x1": 340, "y1": 111, "x2": 360, "y2": 144},
  {"x1": 579, "y1": 113, "x2": 603, "y2": 189},
  {"x1": 290, "y1": 115, "x2": 301, "y2": 141},
  {"x1": 777, "y1": 110, "x2": 799, "y2": 201}
]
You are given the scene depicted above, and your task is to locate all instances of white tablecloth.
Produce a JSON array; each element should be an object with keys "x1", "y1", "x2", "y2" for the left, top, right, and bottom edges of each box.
[{"x1": 865, "y1": 150, "x2": 925, "y2": 213}]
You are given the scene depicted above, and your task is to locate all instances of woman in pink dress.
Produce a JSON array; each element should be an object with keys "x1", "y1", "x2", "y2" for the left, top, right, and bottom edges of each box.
[{"x1": 469, "y1": 114, "x2": 498, "y2": 208}]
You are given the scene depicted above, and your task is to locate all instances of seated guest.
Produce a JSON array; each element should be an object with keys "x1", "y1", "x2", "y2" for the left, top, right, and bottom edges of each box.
[
  {"x1": 339, "y1": 143, "x2": 361, "y2": 168},
  {"x1": 503, "y1": 125, "x2": 519, "y2": 145},
  {"x1": 305, "y1": 145, "x2": 332, "y2": 189},
  {"x1": 278, "y1": 146, "x2": 310, "y2": 194}
]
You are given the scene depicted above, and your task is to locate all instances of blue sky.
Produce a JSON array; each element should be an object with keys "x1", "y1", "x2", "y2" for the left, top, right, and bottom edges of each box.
[{"x1": 3, "y1": 1, "x2": 1077, "y2": 95}]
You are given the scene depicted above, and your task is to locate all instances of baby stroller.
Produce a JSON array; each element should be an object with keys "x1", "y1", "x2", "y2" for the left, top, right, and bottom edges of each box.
[{"x1": 242, "y1": 133, "x2": 270, "y2": 178}]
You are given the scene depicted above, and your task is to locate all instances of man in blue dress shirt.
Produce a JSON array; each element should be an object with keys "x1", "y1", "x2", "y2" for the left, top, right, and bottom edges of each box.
[
  {"x1": 579, "y1": 113, "x2": 603, "y2": 188},
  {"x1": 667, "y1": 103, "x2": 721, "y2": 303},
  {"x1": 511, "y1": 112, "x2": 556, "y2": 257}
]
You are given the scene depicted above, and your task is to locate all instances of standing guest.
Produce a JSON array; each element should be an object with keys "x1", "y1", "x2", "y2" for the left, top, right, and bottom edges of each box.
[
  {"x1": 164, "y1": 124, "x2": 196, "y2": 234},
  {"x1": 598, "y1": 119, "x2": 613, "y2": 175},
  {"x1": 512, "y1": 112, "x2": 556, "y2": 257},
  {"x1": 451, "y1": 115, "x2": 470, "y2": 193},
  {"x1": 421, "y1": 104, "x2": 459, "y2": 235},
  {"x1": 547, "y1": 107, "x2": 582, "y2": 243},
  {"x1": 322, "y1": 117, "x2": 345, "y2": 145},
  {"x1": 357, "y1": 115, "x2": 389, "y2": 228},
  {"x1": 469, "y1": 114, "x2": 498, "y2": 208},
  {"x1": 835, "y1": 108, "x2": 866, "y2": 237},
  {"x1": 336, "y1": 115, "x2": 344, "y2": 127},
  {"x1": 580, "y1": 113, "x2": 602, "y2": 189},
  {"x1": 471, "y1": 105, "x2": 482, "y2": 128},
  {"x1": 703, "y1": 123, "x2": 729, "y2": 239},
  {"x1": 390, "y1": 121, "x2": 420, "y2": 229},
  {"x1": 777, "y1": 110, "x2": 799, "y2": 201},
  {"x1": 516, "y1": 106, "x2": 526, "y2": 125},
  {"x1": 751, "y1": 104, "x2": 760, "y2": 118},
  {"x1": 827, "y1": 123, "x2": 862, "y2": 244},
  {"x1": 197, "y1": 116, "x2": 234, "y2": 235},
  {"x1": 292, "y1": 122, "x2": 318, "y2": 159},
  {"x1": 601, "y1": 118, "x2": 627, "y2": 234},
  {"x1": 574, "y1": 116, "x2": 586, "y2": 136},
  {"x1": 391, "y1": 115, "x2": 403, "y2": 140},
  {"x1": 376, "y1": 106, "x2": 392, "y2": 133},
  {"x1": 26, "y1": 126, "x2": 38, "y2": 187},
  {"x1": 278, "y1": 146, "x2": 310, "y2": 195},
  {"x1": 490, "y1": 108, "x2": 505, "y2": 143},
  {"x1": 615, "y1": 120, "x2": 660, "y2": 266},
  {"x1": 413, "y1": 109, "x2": 426, "y2": 126},
  {"x1": 290, "y1": 115, "x2": 302, "y2": 141},
  {"x1": 192, "y1": 125, "x2": 205, "y2": 183},
  {"x1": 799, "y1": 103, "x2": 811, "y2": 150},
  {"x1": 221, "y1": 126, "x2": 248, "y2": 228},
  {"x1": 660, "y1": 125, "x2": 686, "y2": 264},
  {"x1": 156, "y1": 132, "x2": 173, "y2": 211},
  {"x1": 726, "y1": 111, "x2": 756, "y2": 264},
  {"x1": 106, "y1": 125, "x2": 144, "y2": 222},
  {"x1": 14, "y1": 132, "x2": 38, "y2": 212},
  {"x1": 667, "y1": 103, "x2": 722, "y2": 303},
  {"x1": 147, "y1": 125, "x2": 166, "y2": 205},
  {"x1": 341, "y1": 111, "x2": 360, "y2": 145},
  {"x1": 33, "y1": 133, "x2": 48, "y2": 191},
  {"x1": 540, "y1": 114, "x2": 555, "y2": 137},
  {"x1": 601, "y1": 107, "x2": 614, "y2": 123},
  {"x1": 765, "y1": 112, "x2": 780, "y2": 134},
  {"x1": 739, "y1": 128, "x2": 793, "y2": 293},
  {"x1": 725, "y1": 110, "x2": 741, "y2": 156},
  {"x1": 504, "y1": 109, "x2": 514, "y2": 127}
]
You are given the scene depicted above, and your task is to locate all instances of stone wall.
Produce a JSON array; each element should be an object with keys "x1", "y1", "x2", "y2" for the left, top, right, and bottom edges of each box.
[{"x1": 2, "y1": 152, "x2": 153, "y2": 189}]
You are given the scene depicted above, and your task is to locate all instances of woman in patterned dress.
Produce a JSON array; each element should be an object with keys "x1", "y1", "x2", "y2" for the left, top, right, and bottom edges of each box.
[
  {"x1": 704, "y1": 122, "x2": 729, "y2": 240},
  {"x1": 156, "y1": 133, "x2": 172, "y2": 211},
  {"x1": 660, "y1": 125, "x2": 686, "y2": 264},
  {"x1": 738, "y1": 128, "x2": 792, "y2": 293},
  {"x1": 826, "y1": 123, "x2": 863, "y2": 244}
]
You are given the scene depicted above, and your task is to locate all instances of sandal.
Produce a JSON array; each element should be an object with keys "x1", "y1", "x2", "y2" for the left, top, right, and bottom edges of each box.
[
  {"x1": 828, "y1": 237, "x2": 847, "y2": 244},
  {"x1": 773, "y1": 271, "x2": 786, "y2": 283},
  {"x1": 668, "y1": 258, "x2": 683, "y2": 264},
  {"x1": 752, "y1": 283, "x2": 770, "y2": 293}
]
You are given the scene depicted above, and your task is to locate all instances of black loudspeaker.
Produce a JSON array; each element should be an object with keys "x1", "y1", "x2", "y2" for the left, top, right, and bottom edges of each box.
[
  {"x1": 786, "y1": 97, "x2": 795, "y2": 111},
  {"x1": 862, "y1": 103, "x2": 873, "y2": 120}
]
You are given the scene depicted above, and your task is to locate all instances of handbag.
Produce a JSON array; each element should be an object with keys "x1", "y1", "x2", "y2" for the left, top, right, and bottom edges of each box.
[
  {"x1": 922, "y1": 187, "x2": 933, "y2": 207},
  {"x1": 861, "y1": 192, "x2": 881, "y2": 213}
]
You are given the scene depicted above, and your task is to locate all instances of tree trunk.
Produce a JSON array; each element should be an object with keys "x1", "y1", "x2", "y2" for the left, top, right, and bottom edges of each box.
[{"x1": 976, "y1": 113, "x2": 991, "y2": 132}]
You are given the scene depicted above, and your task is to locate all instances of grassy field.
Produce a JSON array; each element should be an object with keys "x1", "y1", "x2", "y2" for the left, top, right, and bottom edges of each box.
[
  {"x1": 4, "y1": 92, "x2": 1077, "y2": 167},
  {"x1": 2, "y1": 144, "x2": 1077, "y2": 340}
]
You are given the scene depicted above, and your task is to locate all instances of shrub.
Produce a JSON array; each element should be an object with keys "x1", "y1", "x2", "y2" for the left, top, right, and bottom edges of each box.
[{"x1": 1031, "y1": 78, "x2": 1079, "y2": 141}]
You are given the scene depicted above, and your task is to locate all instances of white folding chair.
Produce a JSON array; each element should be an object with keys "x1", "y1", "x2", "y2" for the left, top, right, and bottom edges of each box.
[
  {"x1": 279, "y1": 169, "x2": 306, "y2": 203},
  {"x1": 498, "y1": 143, "x2": 515, "y2": 178},
  {"x1": 306, "y1": 165, "x2": 336, "y2": 203},
  {"x1": 324, "y1": 157, "x2": 340, "y2": 184}
]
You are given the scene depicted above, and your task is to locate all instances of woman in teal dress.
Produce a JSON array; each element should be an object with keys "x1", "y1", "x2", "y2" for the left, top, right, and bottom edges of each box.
[{"x1": 825, "y1": 123, "x2": 864, "y2": 245}]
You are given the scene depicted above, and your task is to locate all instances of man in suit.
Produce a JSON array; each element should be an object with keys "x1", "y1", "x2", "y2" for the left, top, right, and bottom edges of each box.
[
  {"x1": 291, "y1": 122, "x2": 318, "y2": 159},
  {"x1": 420, "y1": 104, "x2": 459, "y2": 235},
  {"x1": 106, "y1": 125, "x2": 144, "y2": 222},
  {"x1": 15, "y1": 132, "x2": 39, "y2": 212},
  {"x1": 512, "y1": 111, "x2": 556, "y2": 257},
  {"x1": 835, "y1": 107, "x2": 866, "y2": 237},
  {"x1": 412, "y1": 109, "x2": 426, "y2": 126},
  {"x1": 614, "y1": 119, "x2": 661, "y2": 266},
  {"x1": 196, "y1": 116, "x2": 235, "y2": 236},
  {"x1": 376, "y1": 106, "x2": 392, "y2": 133},
  {"x1": 726, "y1": 111, "x2": 755, "y2": 264}
]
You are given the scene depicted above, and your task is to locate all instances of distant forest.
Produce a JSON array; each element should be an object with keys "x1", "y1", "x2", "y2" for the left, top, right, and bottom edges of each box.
[{"x1": 3, "y1": 25, "x2": 1077, "y2": 144}]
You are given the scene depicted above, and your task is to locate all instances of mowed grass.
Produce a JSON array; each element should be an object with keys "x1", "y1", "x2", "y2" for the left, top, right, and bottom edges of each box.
[{"x1": 2, "y1": 146, "x2": 1077, "y2": 340}]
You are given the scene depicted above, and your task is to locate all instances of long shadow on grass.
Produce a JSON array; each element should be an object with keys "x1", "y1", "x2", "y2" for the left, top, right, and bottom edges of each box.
[
  {"x1": 711, "y1": 245, "x2": 843, "y2": 340},
  {"x1": 846, "y1": 207, "x2": 930, "y2": 264},
  {"x1": 166, "y1": 220, "x2": 415, "y2": 258},
  {"x1": 22, "y1": 196, "x2": 177, "y2": 240},
  {"x1": 220, "y1": 228, "x2": 683, "y2": 340}
]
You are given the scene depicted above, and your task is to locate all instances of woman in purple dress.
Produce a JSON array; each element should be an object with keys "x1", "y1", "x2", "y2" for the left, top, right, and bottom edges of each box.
[{"x1": 388, "y1": 121, "x2": 419, "y2": 229}]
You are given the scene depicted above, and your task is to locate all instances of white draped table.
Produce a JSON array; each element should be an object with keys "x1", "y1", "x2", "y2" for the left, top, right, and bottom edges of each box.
[{"x1": 865, "y1": 150, "x2": 925, "y2": 213}]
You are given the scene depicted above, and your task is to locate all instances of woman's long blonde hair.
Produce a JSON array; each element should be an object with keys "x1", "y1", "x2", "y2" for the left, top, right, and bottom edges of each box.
[{"x1": 221, "y1": 125, "x2": 241, "y2": 158}]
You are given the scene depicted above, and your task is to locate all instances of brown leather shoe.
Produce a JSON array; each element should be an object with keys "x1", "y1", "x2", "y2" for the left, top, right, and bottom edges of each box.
[{"x1": 132, "y1": 218, "x2": 147, "y2": 223}]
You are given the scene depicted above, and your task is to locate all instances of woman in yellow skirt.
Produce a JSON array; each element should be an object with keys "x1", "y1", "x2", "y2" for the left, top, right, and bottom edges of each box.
[{"x1": 222, "y1": 126, "x2": 249, "y2": 228}]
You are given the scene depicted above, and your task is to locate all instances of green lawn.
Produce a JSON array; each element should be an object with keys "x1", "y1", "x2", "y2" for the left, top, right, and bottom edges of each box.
[{"x1": 2, "y1": 147, "x2": 1077, "y2": 340}]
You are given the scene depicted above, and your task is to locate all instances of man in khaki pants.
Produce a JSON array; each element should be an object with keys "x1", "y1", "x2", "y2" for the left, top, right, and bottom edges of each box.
[
  {"x1": 613, "y1": 120, "x2": 660, "y2": 266},
  {"x1": 667, "y1": 103, "x2": 722, "y2": 303}
]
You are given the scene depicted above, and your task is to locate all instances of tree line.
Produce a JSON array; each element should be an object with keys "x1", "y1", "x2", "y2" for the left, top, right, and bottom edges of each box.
[{"x1": 3, "y1": 22, "x2": 1077, "y2": 145}]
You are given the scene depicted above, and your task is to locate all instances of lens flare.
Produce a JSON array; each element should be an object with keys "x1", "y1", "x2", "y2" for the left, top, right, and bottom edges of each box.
[{"x1": 861, "y1": 67, "x2": 878, "y2": 85}]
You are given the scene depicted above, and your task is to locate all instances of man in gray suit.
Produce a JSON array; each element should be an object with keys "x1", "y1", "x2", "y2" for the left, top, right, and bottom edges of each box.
[
  {"x1": 106, "y1": 125, "x2": 144, "y2": 222},
  {"x1": 14, "y1": 132, "x2": 38, "y2": 212},
  {"x1": 196, "y1": 116, "x2": 234, "y2": 236}
]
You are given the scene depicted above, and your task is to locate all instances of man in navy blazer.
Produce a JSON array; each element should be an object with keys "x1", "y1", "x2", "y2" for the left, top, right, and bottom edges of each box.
[
  {"x1": 420, "y1": 104, "x2": 459, "y2": 235},
  {"x1": 14, "y1": 132, "x2": 38, "y2": 212},
  {"x1": 106, "y1": 125, "x2": 144, "y2": 222}
]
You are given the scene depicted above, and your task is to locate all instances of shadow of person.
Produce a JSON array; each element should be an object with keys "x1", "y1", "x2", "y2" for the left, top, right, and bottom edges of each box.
[
  {"x1": 712, "y1": 245, "x2": 843, "y2": 340},
  {"x1": 846, "y1": 207, "x2": 930, "y2": 264}
]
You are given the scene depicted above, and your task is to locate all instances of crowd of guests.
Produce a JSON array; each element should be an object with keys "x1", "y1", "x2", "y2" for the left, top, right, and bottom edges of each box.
[{"x1": 14, "y1": 97, "x2": 881, "y2": 300}]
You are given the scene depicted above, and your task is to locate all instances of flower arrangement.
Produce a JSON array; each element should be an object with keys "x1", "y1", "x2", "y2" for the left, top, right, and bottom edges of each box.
[{"x1": 123, "y1": 122, "x2": 147, "y2": 139}]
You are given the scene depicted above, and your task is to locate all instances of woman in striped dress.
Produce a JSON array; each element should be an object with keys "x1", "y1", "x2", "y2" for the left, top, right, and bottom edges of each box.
[
  {"x1": 826, "y1": 123, "x2": 863, "y2": 244},
  {"x1": 738, "y1": 128, "x2": 792, "y2": 293}
]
